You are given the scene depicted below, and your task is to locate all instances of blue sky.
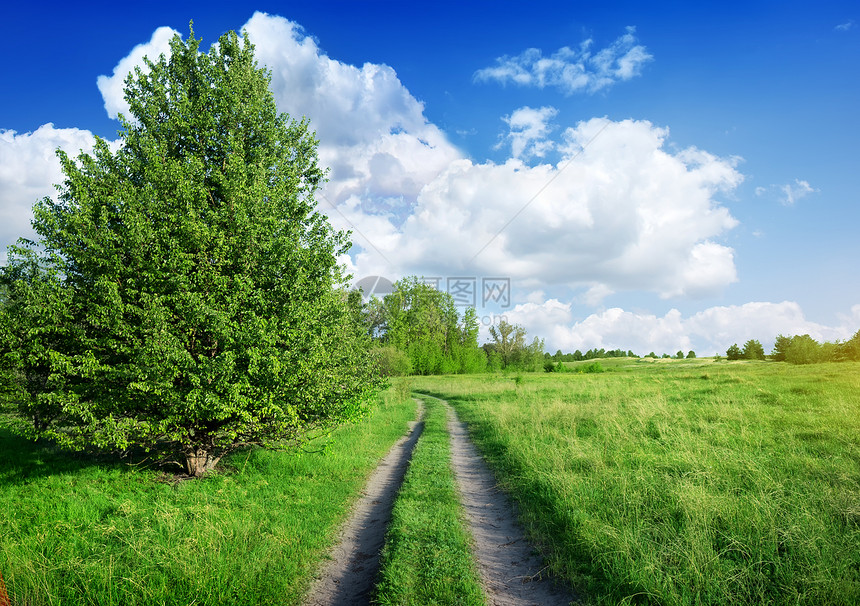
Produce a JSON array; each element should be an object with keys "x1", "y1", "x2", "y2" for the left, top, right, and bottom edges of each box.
[{"x1": 1, "y1": 1, "x2": 858, "y2": 355}]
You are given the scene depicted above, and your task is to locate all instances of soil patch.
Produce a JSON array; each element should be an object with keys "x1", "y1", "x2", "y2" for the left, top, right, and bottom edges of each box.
[{"x1": 303, "y1": 400, "x2": 425, "y2": 606}]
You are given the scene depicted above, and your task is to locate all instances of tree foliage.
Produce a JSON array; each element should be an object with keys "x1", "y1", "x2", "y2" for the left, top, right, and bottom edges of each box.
[
  {"x1": 484, "y1": 320, "x2": 544, "y2": 371},
  {"x1": 0, "y1": 28, "x2": 382, "y2": 476},
  {"x1": 768, "y1": 331, "x2": 860, "y2": 365},
  {"x1": 784, "y1": 335, "x2": 824, "y2": 365},
  {"x1": 771, "y1": 334, "x2": 792, "y2": 361},
  {"x1": 726, "y1": 344, "x2": 742, "y2": 361},
  {"x1": 742, "y1": 339, "x2": 766, "y2": 360},
  {"x1": 368, "y1": 277, "x2": 485, "y2": 375},
  {"x1": 841, "y1": 329, "x2": 860, "y2": 361},
  {"x1": 369, "y1": 344, "x2": 413, "y2": 377},
  {"x1": 487, "y1": 320, "x2": 525, "y2": 369}
]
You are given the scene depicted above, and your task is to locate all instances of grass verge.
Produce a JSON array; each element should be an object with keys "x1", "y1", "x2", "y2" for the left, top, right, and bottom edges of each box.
[
  {"x1": 0, "y1": 383, "x2": 416, "y2": 606},
  {"x1": 374, "y1": 395, "x2": 485, "y2": 605},
  {"x1": 413, "y1": 362, "x2": 860, "y2": 606}
]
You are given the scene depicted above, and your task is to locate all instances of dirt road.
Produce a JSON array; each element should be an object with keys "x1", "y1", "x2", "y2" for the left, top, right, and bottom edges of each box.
[{"x1": 304, "y1": 396, "x2": 577, "y2": 605}]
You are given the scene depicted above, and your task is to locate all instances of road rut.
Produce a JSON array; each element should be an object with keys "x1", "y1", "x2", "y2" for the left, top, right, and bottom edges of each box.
[
  {"x1": 303, "y1": 400, "x2": 425, "y2": 606},
  {"x1": 443, "y1": 398, "x2": 577, "y2": 605}
]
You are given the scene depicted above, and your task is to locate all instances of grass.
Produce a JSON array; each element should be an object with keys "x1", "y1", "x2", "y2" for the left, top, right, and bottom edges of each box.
[
  {"x1": 412, "y1": 360, "x2": 860, "y2": 605},
  {"x1": 0, "y1": 384, "x2": 417, "y2": 606},
  {"x1": 373, "y1": 395, "x2": 485, "y2": 605}
]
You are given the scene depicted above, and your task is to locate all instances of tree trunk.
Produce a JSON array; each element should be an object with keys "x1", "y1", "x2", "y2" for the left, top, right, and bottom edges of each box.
[{"x1": 185, "y1": 447, "x2": 222, "y2": 477}]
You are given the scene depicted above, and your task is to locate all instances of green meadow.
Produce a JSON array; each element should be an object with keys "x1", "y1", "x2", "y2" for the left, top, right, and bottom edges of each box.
[
  {"x1": 0, "y1": 387, "x2": 416, "y2": 606},
  {"x1": 2, "y1": 360, "x2": 859, "y2": 605},
  {"x1": 413, "y1": 359, "x2": 860, "y2": 605}
]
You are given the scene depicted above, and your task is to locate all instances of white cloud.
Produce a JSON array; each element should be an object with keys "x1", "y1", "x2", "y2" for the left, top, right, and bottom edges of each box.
[
  {"x1": 90, "y1": 11, "x2": 462, "y2": 264},
  {"x1": 240, "y1": 12, "x2": 461, "y2": 224},
  {"x1": 581, "y1": 284, "x2": 614, "y2": 306},
  {"x1": 354, "y1": 118, "x2": 742, "y2": 300},
  {"x1": 96, "y1": 26, "x2": 179, "y2": 120},
  {"x1": 756, "y1": 179, "x2": 817, "y2": 206},
  {"x1": 0, "y1": 124, "x2": 100, "y2": 262},
  {"x1": 497, "y1": 106, "x2": 558, "y2": 160},
  {"x1": 474, "y1": 26, "x2": 652, "y2": 95},
  {"x1": 779, "y1": 179, "x2": 816, "y2": 206},
  {"x1": 835, "y1": 20, "x2": 855, "y2": 31},
  {"x1": 502, "y1": 299, "x2": 860, "y2": 355},
  {"x1": 11, "y1": 13, "x2": 849, "y2": 363}
]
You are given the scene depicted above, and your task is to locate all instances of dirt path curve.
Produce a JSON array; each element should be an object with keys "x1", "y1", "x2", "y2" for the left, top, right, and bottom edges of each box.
[
  {"x1": 442, "y1": 398, "x2": 578, "y2": 606},
  {"x1": 303, "y1": 400, "x2": 425, "y2": 606}
]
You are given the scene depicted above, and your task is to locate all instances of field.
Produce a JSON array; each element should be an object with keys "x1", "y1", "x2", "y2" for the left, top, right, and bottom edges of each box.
[
  {"x1": 0, "y1": 387, "x2": 417, "y2": 606},
  {"x1": 413, "y1": 359, "x2": 860, "y2": 605},
  {"x1": 2, "y1": 359, "x2": 858, "y2": 605}
]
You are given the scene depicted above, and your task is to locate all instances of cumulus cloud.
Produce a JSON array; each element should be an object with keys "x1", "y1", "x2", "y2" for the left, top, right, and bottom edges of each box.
[
  {"x1": 353, "y1": 118, "x2": 742, "y2": 300},
  {"x1": 96, "y1": 26, "x2": 178, "y2": 120},
  {"x1": 502, "y1": 299, "x2": 860, "y2": 355},
  {"x1": 497, "y1": 106, "x2": 558, "y2": 160},
  {"x1": 0, "y1": 124, "x2": 101, "y2": 262},
  {"x1": 8, "y1": 11, "x2": 856, "y2": 366},
  {"x1": 240, "y1": 12, "x2": 461, "y2": 222},
  {"x1": 474, "y1": 26, "x2": 652, "y2": 95},
  {"x1": 90, "y1": 11, "x2": 461, "y2": 255}
]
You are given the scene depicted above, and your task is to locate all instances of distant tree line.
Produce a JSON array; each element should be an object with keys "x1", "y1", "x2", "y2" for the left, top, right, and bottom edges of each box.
[
  {"x1": 726, "y1": 330, "x2": 860, "y2": 364},
  {"x1": 541, "y1": 329, "x2": 860, "y2": 368},
  {"x1": 361, "y1": 277, "x2": 544, "y2": 376},
  {"x1": 547, "y1": 348, "x2": 638, "y2": 362}
]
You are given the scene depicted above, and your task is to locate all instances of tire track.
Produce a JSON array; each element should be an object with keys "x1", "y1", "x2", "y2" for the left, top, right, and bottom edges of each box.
[
  {"x1": 303, "y1": 399, "x2": 425, "y2": 606},
  {"x1": 440, "y1": 397, "x2": 578, "y2": 606}
]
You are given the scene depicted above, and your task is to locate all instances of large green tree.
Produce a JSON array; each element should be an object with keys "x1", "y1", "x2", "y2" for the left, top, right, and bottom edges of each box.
[{"x1": 0, "y1": 28, "x2": 382, "y2": 476}]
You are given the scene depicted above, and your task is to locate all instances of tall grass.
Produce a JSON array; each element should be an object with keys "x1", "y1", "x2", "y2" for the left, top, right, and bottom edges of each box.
[
  {"x1": 0, "y1": 386, "x2": 416, "y2": 606},
  {"x1": 413, "y1": 361, "x2": 860, "y2": 605}
]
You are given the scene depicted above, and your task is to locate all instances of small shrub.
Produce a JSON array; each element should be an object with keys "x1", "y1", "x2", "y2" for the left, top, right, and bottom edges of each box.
[
  {"x1": 580, "y1": 361, "x2": 605, "y2": 374},
  {"x1": 371, "y1": 345, "x2": 413, "y2": 376}
]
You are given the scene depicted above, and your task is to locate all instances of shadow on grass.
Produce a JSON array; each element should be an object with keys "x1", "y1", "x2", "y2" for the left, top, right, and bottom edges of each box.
[{"x1": 0, "y1": 426, "x2": 144, "y2": 486}]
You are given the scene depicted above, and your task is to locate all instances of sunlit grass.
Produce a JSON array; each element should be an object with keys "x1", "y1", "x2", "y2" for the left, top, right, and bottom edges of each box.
[
  {"x1": 413, "y1": 361, "x2": 860, "y2": 605},
  {"x1": 0, "y1": 386, "x2": 416, "y2": 606}
]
